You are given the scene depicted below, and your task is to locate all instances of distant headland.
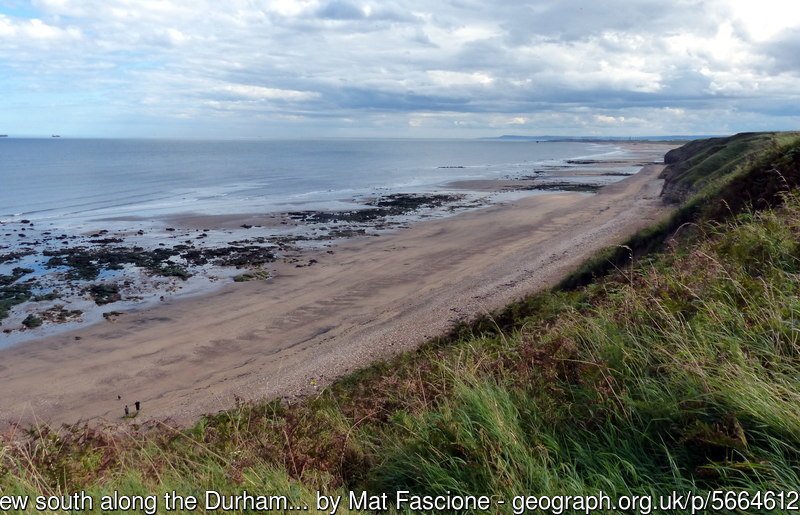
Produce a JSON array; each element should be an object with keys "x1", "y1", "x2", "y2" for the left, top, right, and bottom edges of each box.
[{"x1": 481, "y1": 134, "x2": 722, "y2": 142}]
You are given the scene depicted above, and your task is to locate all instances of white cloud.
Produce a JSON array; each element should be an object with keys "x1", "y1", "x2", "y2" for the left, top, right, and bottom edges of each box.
[
  {"x1": 217, "y1": 84, "x2": 319, "y2": 101},
  {"x1": 427, "y1": 70, "x2": 494, "y2": 86},
  {"x1": 725, "y1": 0, "x2": 800, "y2": 41},
  {"x1": 595, "y1": 115, "x2": 625, "y2": 124},
  {"x1": 0, "y1": 15, "x2": 82, "y2": 42},
  {"x1": 268, "y1": 0, "x2": 317, "y2": 17},
  {"x1": 2, "y1": 0, "x2": 799, "y2": 137}
]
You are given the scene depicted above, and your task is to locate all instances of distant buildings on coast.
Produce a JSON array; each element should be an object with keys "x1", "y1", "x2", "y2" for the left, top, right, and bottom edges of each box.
[{"x1": 0, "y1": 134, "x2": 62, "y2": 138}]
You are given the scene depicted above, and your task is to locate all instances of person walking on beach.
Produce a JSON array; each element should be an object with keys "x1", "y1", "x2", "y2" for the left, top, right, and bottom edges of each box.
[{"x1": 135, "y1": 401, "x2": 140, "y2": 412}]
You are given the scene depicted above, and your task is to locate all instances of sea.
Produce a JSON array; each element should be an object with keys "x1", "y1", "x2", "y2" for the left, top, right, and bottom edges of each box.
[
  {"x1": 0, "y1": 138, "x2": 629, "y2": 224},
  {"x1": 1, "y1": 138, "x2": 638, "y2": 346}
]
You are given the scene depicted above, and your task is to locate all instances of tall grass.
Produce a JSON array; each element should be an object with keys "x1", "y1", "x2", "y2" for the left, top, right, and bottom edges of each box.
[
  {"x1": 559, "y1": 132, "x2": 800, "y2": 290},
  {"x1": 362, "y1": 196, "x2": 800, "y2": 506}
]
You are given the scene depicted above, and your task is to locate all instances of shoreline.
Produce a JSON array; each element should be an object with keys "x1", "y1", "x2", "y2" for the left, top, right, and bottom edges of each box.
[
  {"x1": 0, "y1": 142, "x2": 665, "y2": 347},
  {"x1": 0, "y1": 150, "x2": 674, "y2": 428}
]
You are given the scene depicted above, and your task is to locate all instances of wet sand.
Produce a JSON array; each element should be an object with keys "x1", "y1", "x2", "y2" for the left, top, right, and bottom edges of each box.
[{"x1": 0, "y1": 159, "x2": 673, "y2": 428}]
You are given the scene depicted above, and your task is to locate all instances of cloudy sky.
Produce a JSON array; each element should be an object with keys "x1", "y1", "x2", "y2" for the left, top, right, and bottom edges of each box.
[{"x1": 1, "y1": 0, "x2": 799, "y2": 138}]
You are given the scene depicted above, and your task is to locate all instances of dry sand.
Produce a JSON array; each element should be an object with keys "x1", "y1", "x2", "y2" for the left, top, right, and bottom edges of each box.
[{"x1": 0, "y1": 150, "x2": 674, "y2": 428}]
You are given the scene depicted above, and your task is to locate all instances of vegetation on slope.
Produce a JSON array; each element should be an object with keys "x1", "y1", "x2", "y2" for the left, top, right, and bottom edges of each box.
[
  {"x1": 659, "y1": 132, "x2": 777, "y2": 203},
  {"x1": 557, "y1": 131, "x2": 800, "y2": 290},
  {"x1": 2, "y1": 133, "x2": 800, "y2": 513}
]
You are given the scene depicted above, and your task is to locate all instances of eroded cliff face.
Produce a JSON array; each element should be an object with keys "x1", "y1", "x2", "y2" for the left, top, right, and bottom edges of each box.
[
  {"x1": 659, "y1": 138, "x2": 725, "y2": 203},
  {"x1": 658, "y1": 132, "x2": 775, "y2": 203}
]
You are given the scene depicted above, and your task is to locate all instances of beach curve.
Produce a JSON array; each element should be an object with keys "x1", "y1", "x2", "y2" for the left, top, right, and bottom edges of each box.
[{"x1": 0, "y1": 160, "x2": 672, "y2": 428}]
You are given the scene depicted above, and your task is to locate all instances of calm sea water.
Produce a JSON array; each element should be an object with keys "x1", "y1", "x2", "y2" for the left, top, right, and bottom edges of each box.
[
  {"x1": 0, "y1": 139, "x2": 624, "y2": 225},
  {"x1": 1, "y1": 138, "x2": 635, "y2": 346}
]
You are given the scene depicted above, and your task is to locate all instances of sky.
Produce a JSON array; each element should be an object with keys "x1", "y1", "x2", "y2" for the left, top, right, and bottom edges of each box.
[{"x1": 1, "y1": 0, "x2": 799, "y2": 138}]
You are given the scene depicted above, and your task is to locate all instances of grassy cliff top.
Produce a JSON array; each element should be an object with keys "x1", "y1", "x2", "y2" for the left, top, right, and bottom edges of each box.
[{"x1": 660, "y1": 131, "x2": 800, "y2": 203}]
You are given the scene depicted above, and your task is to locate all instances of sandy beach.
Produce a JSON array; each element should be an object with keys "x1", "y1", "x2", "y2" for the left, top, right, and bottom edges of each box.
[{"x1": 0, "y1": 147, "x2": 674, "y2": 428}]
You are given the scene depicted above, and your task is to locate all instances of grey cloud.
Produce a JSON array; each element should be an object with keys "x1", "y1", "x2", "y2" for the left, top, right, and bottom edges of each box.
[
  {"x1": 323, "y1": 87, "x2": 472, "y2": 112},
  {"x1": 495, "y1": 0, "x2": 724, "y2": 44},
  {"x1": 450, "y1": 39, "x2": 516, "y2": 71},
  {"x1": 311, "y1": 1, "x2": 421, "y2": 23},
  {"x1": 315, "y1": 0, "x2": 365, "y2": 20},
  {"x1": 734, "y1": 97, "x2": 800, "y2": 117},
  {"x1": 759, "y1": 28, "x2": 800, "y2": 73},
  {"x1": 411, "y1": 28, "x2": 437, "y2": 47},
  {"x1": 3, "y1": 0, "x2": 799, "y2": 137}
]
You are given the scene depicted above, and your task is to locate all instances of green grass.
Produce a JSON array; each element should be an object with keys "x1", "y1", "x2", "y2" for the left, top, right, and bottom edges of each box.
[
  {"x1": 3, "y1": 133, "x2": 800, "y2": 513},
  {"x1": 558, "y1": 131, "x2": 800, "y2": 290},
  {"x1": 660, "y1": 132, "x2": 780, "y2": 203}
]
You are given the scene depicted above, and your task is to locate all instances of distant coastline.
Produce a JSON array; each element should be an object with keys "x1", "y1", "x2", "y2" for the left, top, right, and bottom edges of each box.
[{"x1": 481, "y1": 134, "x2": 720, "y2": 142}]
